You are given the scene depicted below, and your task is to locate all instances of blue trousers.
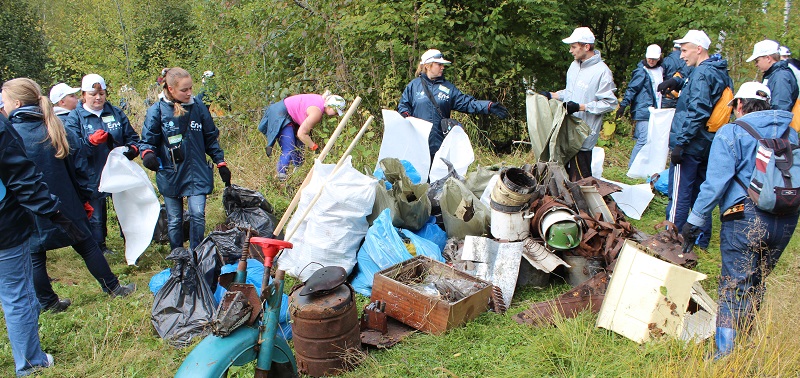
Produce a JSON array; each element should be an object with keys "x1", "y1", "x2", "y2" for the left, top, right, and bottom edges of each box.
[
  {"x1": 717, "y1": 199, "x2": 798, "y2": 329},
  {"x1": 666, "y1": 154, "x2": 712, "y2": 247},
  {"x1": 164, "y1": 195, "x2": 206, "y2": 252},
  {"x1": 31, "y1": 237, "x2": 120, "y2": 307},
  {"x1": 0, "y1": 239, "x2": 49, "y2": 375},
  {"x1": 88, "y1": 196, "x2": 108, "y2": 248},
  {"x1": 276, "y1": 125, "x2": 304, "y2": 175},
  {"x1": 628, "y1": 120, "x2": 648, "y2": 168}
]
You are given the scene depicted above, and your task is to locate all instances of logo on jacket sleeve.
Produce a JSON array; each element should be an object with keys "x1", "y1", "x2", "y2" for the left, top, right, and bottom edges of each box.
[{"x1": 190, "y1": 120, "x2": 202, "y2": 131}]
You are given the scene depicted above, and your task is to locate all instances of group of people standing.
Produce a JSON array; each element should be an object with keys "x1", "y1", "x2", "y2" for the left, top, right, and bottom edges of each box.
[{"x1": 0, "y1": 67, "x2": 232, "y2": 376}]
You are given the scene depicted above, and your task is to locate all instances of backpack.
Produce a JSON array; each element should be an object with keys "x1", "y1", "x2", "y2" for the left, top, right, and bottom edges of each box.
[
  {"x1": 733, "y1": 120, "x2": 800, "y2": 214},
  {"x1": 706, "y1": 87, "x2": 734, "y2": 132}
]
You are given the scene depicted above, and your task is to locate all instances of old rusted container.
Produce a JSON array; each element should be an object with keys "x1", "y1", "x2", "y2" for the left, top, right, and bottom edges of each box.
[{"x1": 289, "y1": 283, "x2": 361, "y2": 377}]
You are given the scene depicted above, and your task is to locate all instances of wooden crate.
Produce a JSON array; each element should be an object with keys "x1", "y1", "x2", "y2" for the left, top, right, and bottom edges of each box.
[{"x1": 371, "y1": 255, "x2": 492, "y2": 335}]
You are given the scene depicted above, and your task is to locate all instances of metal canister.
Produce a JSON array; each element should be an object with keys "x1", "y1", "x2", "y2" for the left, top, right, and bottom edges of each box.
[{"x1": 289, "y1": 283, "x2": 361, "y2": 377}]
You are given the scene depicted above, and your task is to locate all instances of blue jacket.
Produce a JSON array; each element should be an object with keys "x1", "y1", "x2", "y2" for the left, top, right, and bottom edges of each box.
[
  {"x1": 0, "y1": 114, "x2": 62, "y2": 250},
  {"x1": 620, "y1": 61, "x2": 661, "y2": 121},
  {"x1": 763, "y1": 60, "x2": 799, "y2": 112},
  {"x1": 669, "y1": 55, "x2": 734, "y2": 159},
  {"x1": 140, "y1": 97, "x2": 226, "y2": 198},
  {"x1": 63, "y1": 102, "x2": 140, "y2": 198},
  {"x1": 8, "y1": 106, "x2": 93, "y2": 252},
  {"x1": 688, "y1": 110, "x2": 797, "y2": 227},
  {"x1": 662, "y1": 48, "x2": 693, "y2": 79},
  {"x1": 397, "y1": 73, "x2": 491, "y2": 154},
  {"x1": 257, "y1": 100, "x2": 293, "y2": 148}
]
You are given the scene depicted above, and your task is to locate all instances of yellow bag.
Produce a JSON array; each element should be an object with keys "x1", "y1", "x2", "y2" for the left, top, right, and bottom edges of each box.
[
  {"x1": 790, "y1": 99, "x2": 800, "y2": 132},
  {"x1": 706, "y1": 87, "x2": 734, "y2": 132}
]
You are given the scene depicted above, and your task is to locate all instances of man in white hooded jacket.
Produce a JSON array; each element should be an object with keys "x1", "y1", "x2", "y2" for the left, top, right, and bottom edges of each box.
[{"x1": 542, "y1": 27, "x2": 617, "y2": 180}]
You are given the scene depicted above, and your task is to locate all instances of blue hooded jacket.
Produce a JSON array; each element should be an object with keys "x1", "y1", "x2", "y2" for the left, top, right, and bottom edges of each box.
[
  {"x1": 0, "y1": 114, "x2": 62, "y2": 249},
  {"x1": 63, "y1": 101, "x2": 140, "y2": 198},
  {"x1": 397, "y1": 73, "x2": 491, "y2": 154},
  {"x1": 763, "y1": 60, "x2": 799, "y2": 112},
  {"x1": 8, "y1": 106, "x2": 93, "y2": 252},
  {"x1": 139, "y1": 97, "x2": 225, "y2": 198},
  {"x1": 687, "y1": 110, "x2": 797, "y2": 227},
  {"x1": 669, "y1": 55, "x2": 734, "y2": 159},
  {"x1": 620, "y1": 60, "x2": 661, "y2": 121},
  {"x1": 662, "y1": 48, "x2": 693, "y2": 79}
]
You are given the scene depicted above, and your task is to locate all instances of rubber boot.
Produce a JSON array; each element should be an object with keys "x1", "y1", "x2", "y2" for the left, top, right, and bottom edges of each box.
[{"x1": 714, "y1": 327, "x2": 736, "y2": 360}]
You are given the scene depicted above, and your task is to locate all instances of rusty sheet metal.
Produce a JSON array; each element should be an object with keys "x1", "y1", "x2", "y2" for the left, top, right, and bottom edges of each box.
[
  {"x1": 360, "y1": 317, "x2": 416, "y2": 349},
  {"x1": 639, "y1": 221, "x2": 699, "y2": 268},
  {"x1": 521, "y1": 238, "x2": 570, "y2": 273},
  {"x1": 460, "y1": 236, "x2": 524, "y2": 306},
  {"x1": 575, "y1": 177, "x2": 622, "y2": 197},
  {"x1": 513, "y1": 272, "x2": 610, "y2": 326}
]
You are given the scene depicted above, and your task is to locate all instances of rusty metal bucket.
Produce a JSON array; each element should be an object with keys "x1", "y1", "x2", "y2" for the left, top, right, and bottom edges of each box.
[{"x1": 289, "y1": 282, "x2": 361, "y2": 377}]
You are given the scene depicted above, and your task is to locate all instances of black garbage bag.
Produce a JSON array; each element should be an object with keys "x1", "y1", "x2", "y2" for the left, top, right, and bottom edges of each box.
[
  {"x1": 226, "y1": 208, "x2": 279, "y2": 239},
  {"x1": 223, "y1": 184, "x2": 273, "y2": 215},
  {"x1": 151, "y1": 247, "x2": 216, "y2": 348},
  {"x1": 194, "y1": 227, "x2": 246, "y2": 293}
]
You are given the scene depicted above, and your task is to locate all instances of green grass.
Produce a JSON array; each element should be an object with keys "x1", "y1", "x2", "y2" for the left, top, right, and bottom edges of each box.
[{"x1": 2, "y1": 121, "x2": 800, "y2": 377}]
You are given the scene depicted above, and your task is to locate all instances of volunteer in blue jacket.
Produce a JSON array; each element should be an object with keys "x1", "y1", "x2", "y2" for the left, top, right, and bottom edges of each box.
[
  {"x1": 397, "y1": 49, "x2": 509, "y2": 159},
  {"x1": 617, "y1": 44, "x2": 664, "y2": 167},
  {"x1": 140, "y1": 67, "x2": 230, "y2": 252},
  {"x1": 657, "y1": 30, "x2": 734, "y2": 249},
  {"x1": 681, "y1": 82, "x2": 798, "y2": 359},
  {"x1": 746, "y1": 39, "x2": 799, "y2": 112},
  {"x1": 63, "y1": 74, "x2": 141, "y2": 255},
  {"x1": 2, "y1": 78, "x2": 135, "y2": 314},
  {"x1": 0, "y1": 108, "x2": 84, "y2": 376},
  {"x1": 660, "y1": 43, "x2": 693, "y2": 109}
]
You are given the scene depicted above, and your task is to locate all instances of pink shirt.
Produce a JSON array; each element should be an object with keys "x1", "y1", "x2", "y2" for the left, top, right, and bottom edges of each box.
[{"x1": 283, "y1": 94, "x2": 325, "y2": 126}]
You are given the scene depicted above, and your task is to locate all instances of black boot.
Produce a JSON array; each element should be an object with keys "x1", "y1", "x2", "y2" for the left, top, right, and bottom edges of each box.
[
  {"x1": 110, "y1": 283, "x2": 136, "y2": 298},
  {"x1": 42, "y1": 298, "x2": 72, "y2": 313}
]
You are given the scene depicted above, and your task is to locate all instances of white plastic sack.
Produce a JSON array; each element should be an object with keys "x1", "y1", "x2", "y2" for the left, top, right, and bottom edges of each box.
[
  {"x1": 479, "y1": 174, "x2": 500, "y2": 208},
  {"x1": 429, "y1": 126, "x2": 475, "y2": 182},
  {"x1": 377, "y1": 110, "x2": 432, "y2": 179},
  {"x1": 591, "y1": 146, "x2": 605, "y2": 178},
  {"x1": 98, "y1": 147, "x2": 160, "y2": 265},
  {"x1": 627, "y1": 107, "x2": 674, "y2": 179},
  {"x1": 278, "y1": 156, "x2": 377, "y2": 281},
  {"x1": 605, "y1": 179, "x2": 655, "y2": 220}
]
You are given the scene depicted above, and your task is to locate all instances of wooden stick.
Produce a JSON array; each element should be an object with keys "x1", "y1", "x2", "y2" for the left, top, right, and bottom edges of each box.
[
  {"x1": 272, "y1": 96, "x2": 362, "y2": 237},
  {"x1": 284, "y1": 115, "x2": 374, "y2": 241}
]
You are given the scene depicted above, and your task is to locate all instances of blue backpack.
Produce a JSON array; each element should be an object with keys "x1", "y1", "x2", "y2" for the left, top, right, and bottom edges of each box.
[{"x1": 733, "y1": 120, "x2": 800, "y2": 215}]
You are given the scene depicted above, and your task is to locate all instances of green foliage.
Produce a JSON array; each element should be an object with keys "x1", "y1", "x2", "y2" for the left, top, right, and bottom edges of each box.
[{"x1": 0, "y1": 0, "x2": 50, "y2": 83}]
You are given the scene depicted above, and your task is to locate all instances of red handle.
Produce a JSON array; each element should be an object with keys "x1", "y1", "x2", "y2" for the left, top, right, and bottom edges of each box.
[{"x1": 249, "y1": 237, "x2": 293, "y2": 268}]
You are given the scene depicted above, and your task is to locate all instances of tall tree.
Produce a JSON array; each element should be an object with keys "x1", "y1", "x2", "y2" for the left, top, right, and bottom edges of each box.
[{"x1": 0, "y1": 0, "x2": 51, "y2": 83}]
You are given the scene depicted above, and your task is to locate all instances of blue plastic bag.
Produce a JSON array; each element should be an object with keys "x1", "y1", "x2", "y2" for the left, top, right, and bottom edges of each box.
[
  {"x1": 351, "y1": 209, "x2": 445, "y2": 296},
  {"x1": 373, "y1": 159, "x2": 422, "y2": 189},
  {"x1": 412, "y1": 216, "x2": 447, "y2": 252},
  {"x1": 648, "y1": 169, "x2": 669, "y2": 196}
]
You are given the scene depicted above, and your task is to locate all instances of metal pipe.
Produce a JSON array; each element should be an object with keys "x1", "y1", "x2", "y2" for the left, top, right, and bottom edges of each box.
[
  {"x1": 272, "y1": 96, "x2": 362, "y2": 238},
  {"x1": 284, "y1": 115, "x2": 374, "y2": 241}
]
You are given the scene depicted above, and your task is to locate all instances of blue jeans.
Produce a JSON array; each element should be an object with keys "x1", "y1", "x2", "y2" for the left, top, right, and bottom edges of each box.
[
  {"x1": 628, "y1": 120, "x2": 648, "y2": 168},
  {"x1": 0, "y1": 239, "x2": 49, "y2": 375},
  {"x1": 31, "y1": 237, "x2": 120, "y2": 307},
  {"x1": 164, "y1": 195, "x2": 206, "y2": 251},
  {"x1": 277, "y1": 125, "x2": 304, "y2": 174},
  {"x1": 88, "y1": 196, "x2": 108, "y2": 248},
  {"x1": 717, "y1": 199, "x2": 798, "y2": 329},
  {"x1": 666, "y1": 154, "x2": 712, "y2": 247}
]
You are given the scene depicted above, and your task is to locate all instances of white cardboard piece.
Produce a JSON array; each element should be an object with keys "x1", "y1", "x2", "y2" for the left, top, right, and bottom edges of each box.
[
  {"x1": 429, "y1": 126, "x2": 475, "y2": 182},
  {"x1": 98, "y1": 147, "x2": 160, "y2": 265},
  {"x1": 460, "y1": 235, "x2": 523, "y2": 306},
  {"x1": 376, "y1": 110, "x2": 432, "y2": 178},
  {"x1": 627, "y1": 107, "x2": 674, "y2": 179},
  {"x1": 596, "y1": 240, "x2": 715, "y2": 344}
]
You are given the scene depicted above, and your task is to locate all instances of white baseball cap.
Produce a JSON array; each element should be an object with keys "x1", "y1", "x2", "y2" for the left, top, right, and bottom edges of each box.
[
  {"x1": 746, "y1": 40, "x2": 780, "y2": 62},
  {"x1": 645, "y1": 44, "x2": 662, "y2": 59},
  {"x1": 779, "y1": 46, "x2": 791, "y2": 56},
  {"x1": 49, "y1": 83, "x2": 80, "y2": 103},
  {"x1": 728, "y1": 81, "x2": 770, "y2": 106},
  {"x1": 673, "y1": 42, "x2": 681, "y2": 48},
  {"x1": 81, "y1": 74, "x2": 107, "y2": 92},
  {"x1": 562, "y1": 27, "x2": 595, "y2": 44},
  {"x1": 420, "y1": 49, "x2": 451, "y2": 65},
  {"x1": 324, "y1": 94, "x2": 346, "y2": 116},
  {"x1": 673, "y1": 30, "x2": 711, "y2": 50}
]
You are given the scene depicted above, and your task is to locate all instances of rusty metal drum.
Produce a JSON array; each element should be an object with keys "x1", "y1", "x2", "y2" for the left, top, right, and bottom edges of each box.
[{"x1": 289, "y1": 283, "x2": 361, "y2": 377}]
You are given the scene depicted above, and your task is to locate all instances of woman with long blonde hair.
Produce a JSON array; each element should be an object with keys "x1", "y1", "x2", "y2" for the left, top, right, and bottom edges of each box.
[{"x1": 1, "y1": 78, "x2": 135, "y2": 314}]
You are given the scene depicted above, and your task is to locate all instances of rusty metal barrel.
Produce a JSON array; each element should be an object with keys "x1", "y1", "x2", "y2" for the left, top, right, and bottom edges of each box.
[{"x1": 289, "y1": 283, "x2": 361, "y2": 377}]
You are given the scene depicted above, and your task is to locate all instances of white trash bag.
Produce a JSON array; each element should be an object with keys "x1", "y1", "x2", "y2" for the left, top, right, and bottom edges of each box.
[
  {"x1": 627, "y1": 107, "x2": 674, "y2": 179},
  {"x1": 98, "y1": 147, "x2": 160, "y2": 265},
  {"x1": 376, "y1": 110, "x2": 432, "y2": 180},
  {"x1": 429, "y1": 125, "x2": 475, "y2": 182}
]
